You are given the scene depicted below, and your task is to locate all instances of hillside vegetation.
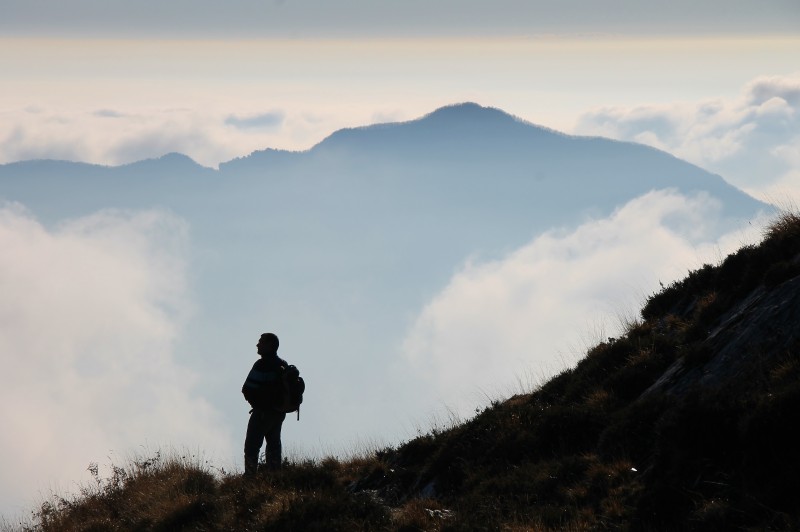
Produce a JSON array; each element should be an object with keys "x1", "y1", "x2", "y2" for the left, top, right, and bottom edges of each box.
[{"x1": 9, "y1": 213, "x2": 800, "y2": 531}]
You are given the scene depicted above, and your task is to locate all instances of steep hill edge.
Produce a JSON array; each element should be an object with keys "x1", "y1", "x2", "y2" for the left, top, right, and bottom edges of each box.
[{"x1": 357, "y1": 212, "x2": 800, "y2": 530}]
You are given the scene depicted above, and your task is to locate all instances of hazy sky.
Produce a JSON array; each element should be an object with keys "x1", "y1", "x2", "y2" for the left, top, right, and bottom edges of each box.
[
  {"x1": 1, "y1": 0, "x2": 799, "y2": 521},
  {"x1": 2, "y1": 0, "x2": 798, "y2": 38}
]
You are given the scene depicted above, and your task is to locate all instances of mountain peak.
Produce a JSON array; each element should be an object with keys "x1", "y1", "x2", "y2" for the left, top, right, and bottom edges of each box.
[
  {"x1": 310, "y1": 102, "x2": 550, "y2": 154},
  {"x1": 119, "y1": 152, "x2": 212, "y2": 173},
  {"x1": 422, "y1": 102, "x2": 517, "y2": 123},
  {"x1": 130, "y1": 152, "x2": 203, "y2": 166}
]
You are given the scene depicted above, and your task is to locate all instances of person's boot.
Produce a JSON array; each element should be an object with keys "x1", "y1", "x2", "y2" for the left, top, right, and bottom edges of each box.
[{"x1": 244, "y1": 455, "x2": 258, "y2": 477}]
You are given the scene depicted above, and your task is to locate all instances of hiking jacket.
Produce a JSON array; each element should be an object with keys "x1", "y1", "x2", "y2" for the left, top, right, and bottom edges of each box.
[{"x1": 242, "y1": 353, "x2": 289, "y2": 411}]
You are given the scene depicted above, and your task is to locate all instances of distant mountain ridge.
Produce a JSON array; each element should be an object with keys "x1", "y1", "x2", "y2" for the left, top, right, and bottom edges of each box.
[
  {"x1": 216, "y1": 102, "x2": 554, "y2": 171},
  {"x1": 309, "y1": 102, "x2": 553, "y2": 153},
  {"x1": 216, "y1": 103, "x2": 765, "y2": 239},
  {"x1": 0, "y1": 102, "x2": 773, "y2": 474},
  {"x1": 2, "y1": 101, "x2": 767, "y2": 229}
]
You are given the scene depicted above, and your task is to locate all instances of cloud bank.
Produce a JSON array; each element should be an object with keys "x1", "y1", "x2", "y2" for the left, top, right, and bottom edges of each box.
[
  {"x1": 225, "y1": 111, "x2": 285, "y2": 130},
  {"x1": 0, "y1": 99, "x2": 422, "y2": 168},
  {"x1": 0, "y1": 204, "x2": 231, "y2": 517},
  {"x1": 576, "y1": 74, "x2": 800, "y2": 201},
  {"x1": 0, "y1": 107, "x2": 307, "y2": 168},
  {"x1": 402, "y1": 190, "x2": 767, "y2": 419}
]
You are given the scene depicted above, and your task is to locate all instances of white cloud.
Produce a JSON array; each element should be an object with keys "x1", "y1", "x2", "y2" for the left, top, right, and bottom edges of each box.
[
  {"x1": 0, "y1": 204, "x2": 231, "y2": 518},
  {"x1": 402, "y1": 190, "x2": 767, "y2": 418},
  {"x1": 0, "y1": 107, "x2": 310, "y2": 168},
  {"x1": 575, "y1": 73, "x2": 800, "y2": 202},
  {"x1": 225, "y1": 111, "x2": 286, "y2": 130}
]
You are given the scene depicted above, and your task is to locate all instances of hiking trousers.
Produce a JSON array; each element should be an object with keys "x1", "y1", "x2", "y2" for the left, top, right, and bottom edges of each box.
[{"x1": 244, "y1": 408, "x2": 286, "y2": 474}]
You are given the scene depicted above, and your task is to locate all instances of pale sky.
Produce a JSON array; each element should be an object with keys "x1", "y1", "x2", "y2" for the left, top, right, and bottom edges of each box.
[
  {"x1": 1, "y1": 0, "x2": 800, "y2": 521},
  {"x1": 2, "y1": 0, "x2": 799, "y2": 38},
  {"x1": 2, "y1": 36, "x2": 799, "y2": 196}
]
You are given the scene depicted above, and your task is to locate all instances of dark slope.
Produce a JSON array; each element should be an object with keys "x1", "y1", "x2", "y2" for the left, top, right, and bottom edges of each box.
[
  {"x1": 22, "y1": 214, "x2": 800, "y2": 531},
  {"x1": 358, "y1": 212, "x2": 800, "y2": 530}
]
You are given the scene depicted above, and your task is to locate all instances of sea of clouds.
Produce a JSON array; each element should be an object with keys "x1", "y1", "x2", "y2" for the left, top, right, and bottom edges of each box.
[
  {"x1": 401, "y1": 190, "x2": 768, "y2": 420},
  {"x1": 0, "y1": 205, "x2": 233, "y2": 518},
  {"x1": 0, "y1": 73, "x2": 795, "y2": 520}
]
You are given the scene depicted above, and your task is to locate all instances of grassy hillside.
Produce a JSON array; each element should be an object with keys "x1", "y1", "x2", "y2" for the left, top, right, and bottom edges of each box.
[{"x1": 9, "y1": 213, "x2": 800, "y2": 531}]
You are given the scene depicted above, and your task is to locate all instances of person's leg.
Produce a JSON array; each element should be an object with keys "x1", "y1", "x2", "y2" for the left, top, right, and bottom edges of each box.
[
  {"x1": 264, "y1": 411, "x2": 287, "y2": 470},
  {"x1": 243, "y1": 410, "x2": 266, "y2": 475}
]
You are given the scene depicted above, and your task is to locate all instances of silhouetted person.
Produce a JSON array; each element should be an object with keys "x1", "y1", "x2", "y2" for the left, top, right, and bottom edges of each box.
[{"x1": 242, "y1": 332, "x2": 288, "y2": 475}]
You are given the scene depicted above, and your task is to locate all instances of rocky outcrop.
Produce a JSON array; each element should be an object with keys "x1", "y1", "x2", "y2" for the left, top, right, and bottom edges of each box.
[{"x1": 646, "y1": 271, "x2": 800, "y2": 398}]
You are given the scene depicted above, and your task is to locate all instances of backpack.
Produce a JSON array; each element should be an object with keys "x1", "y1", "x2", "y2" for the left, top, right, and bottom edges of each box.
[{"x1": 275, "y1": 365, "x2": 305, "y2": 420}]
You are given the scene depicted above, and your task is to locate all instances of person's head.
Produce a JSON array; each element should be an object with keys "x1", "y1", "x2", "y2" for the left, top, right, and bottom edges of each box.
[{"x1": 257, "y1": 333, "x2": 279, "y2": 356}]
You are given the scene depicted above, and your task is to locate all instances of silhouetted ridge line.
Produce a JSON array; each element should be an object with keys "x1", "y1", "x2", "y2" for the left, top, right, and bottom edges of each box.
[
  {"x1": 310, "y1": 102, "x2": 558, "y2": 155},
  {"x1": 118, "y1": 152, "x2": 213, "y2": 173}
]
